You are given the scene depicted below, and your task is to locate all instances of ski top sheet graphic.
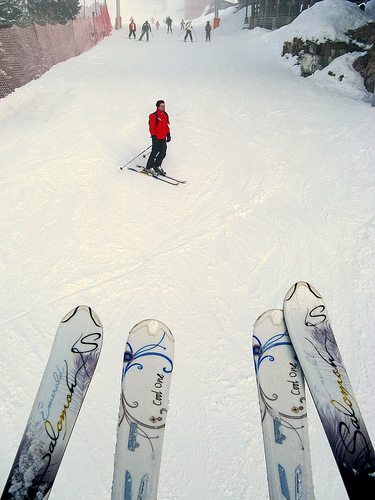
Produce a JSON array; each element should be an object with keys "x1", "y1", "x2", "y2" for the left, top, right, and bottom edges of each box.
[
  {"x1": 111, "y1": 319, "x2": 174, "y2": 500},
  {"x1": 253, "y1": 309, "x2": 315, "y2": 500},
  {"x1": 1, "y1": 306, "x2": 103, "y2": 500},
  {"x1": 283, "y1": 282, "x2": 375, "y2": 500}
]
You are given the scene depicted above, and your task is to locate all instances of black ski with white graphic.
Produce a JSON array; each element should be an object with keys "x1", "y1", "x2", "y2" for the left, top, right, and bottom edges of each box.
[
  {"x1": 283, "y1": 282, "x2": 375, "y2": 499},
  {"x1": 128, "y1": 166, "x2": 179, "y2": 185},
  {"x1": 1, "y1": 306, "x2": 103, "y2": 500}
]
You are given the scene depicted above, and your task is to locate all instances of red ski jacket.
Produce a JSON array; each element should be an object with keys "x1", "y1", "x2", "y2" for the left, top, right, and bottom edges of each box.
[{"x1": 149, "y1": 109, "x2": 170, "y2": 140}]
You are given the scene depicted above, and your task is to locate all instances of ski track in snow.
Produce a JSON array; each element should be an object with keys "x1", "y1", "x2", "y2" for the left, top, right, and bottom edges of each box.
[{"x1": 1, "y1": 2, "x2": 375, "y2": 498}]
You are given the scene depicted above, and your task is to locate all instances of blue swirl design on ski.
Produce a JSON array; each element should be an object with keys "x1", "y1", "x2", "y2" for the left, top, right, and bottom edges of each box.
[
  {"x1": 253, "y1": 331, "x2": 292, "y2": 375},
  {"x1": 119, "y1": 331, "x2": 173, "y2": 454},
  {"x1": 122, "y1": 331, "x2": 173, "y2": 380},
  {"x1": 253, "y1": 330, "x2": 307, "y2": 450}
]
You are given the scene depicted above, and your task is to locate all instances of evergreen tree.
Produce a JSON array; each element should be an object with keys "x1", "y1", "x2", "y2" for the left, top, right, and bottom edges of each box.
[
  {"x1": 0, "y1": 0, "x2": 23, "y2": 27},
  {"x1": 56, "y1": 0, "x2": 81, "y2": 23},
  {"x1": 27, "y1": 0, "x2": 80, "y2": 25}
]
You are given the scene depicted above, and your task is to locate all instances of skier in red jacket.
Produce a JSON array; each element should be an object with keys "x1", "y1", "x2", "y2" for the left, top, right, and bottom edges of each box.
[
  {"x1": 145, "y1": 100, "x2": 171, "y2": 175},
  {"x1": 129, "y1": 20, "x2": 136, "y2": 38}
]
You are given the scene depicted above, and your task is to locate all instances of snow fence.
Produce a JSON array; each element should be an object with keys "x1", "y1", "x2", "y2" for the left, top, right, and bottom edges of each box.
[{"x1": 0, "y1": 4, "x2": 111, "y2": 99}]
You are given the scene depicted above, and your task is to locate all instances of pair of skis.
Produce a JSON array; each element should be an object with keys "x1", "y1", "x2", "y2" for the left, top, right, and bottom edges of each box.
[
  {"x1": 253, "y1": 282, "x2": 375, "y2": 500},
  {"x1": 128, "y1": 165, "x2": 186, "y2": 185},
  {"x1": 1, "y1": 309, "x2": 174, "y2": 500},
  {"x1": 119, "y1": 147, "x2": 186, "y2": 185}
]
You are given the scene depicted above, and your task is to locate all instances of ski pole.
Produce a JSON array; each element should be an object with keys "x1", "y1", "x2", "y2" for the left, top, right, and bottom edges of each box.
[
  {"x1": 120, "y1": 145, "x2": 152, "y2": 170},
  {"x1": 192, "y1": 27, "x2": 199, "y2": 41}
]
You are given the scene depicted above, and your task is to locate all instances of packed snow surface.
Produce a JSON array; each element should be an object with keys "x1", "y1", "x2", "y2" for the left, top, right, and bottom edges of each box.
[{"x1": 1, "y1": 1, "x2": 375, "y2": 498}]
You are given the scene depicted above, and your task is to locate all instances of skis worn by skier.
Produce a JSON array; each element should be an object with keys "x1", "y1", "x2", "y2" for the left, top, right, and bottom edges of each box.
[{"x1": 146, "y1": 100, "x2": 171, "y2": 175}]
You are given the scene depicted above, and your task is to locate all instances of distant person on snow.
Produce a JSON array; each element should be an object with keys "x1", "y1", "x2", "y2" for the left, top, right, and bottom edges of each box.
[
  {"x1": 146, "y1": 100, "x2": 171, "y2": 175},
  {"x1": 139, "y1": 20, "x2": 151, "y2": 41},
  {"x1": 205, "y1": 21, "x2": 212, "y2": 41},
  {"x1": 129, "y1": 20, "x2": 136, "y2": 38},
  {"x1": 184, "y1": 20, "x2": 193, "y2": 42},
  {"x1": 166, "y1": 16, "x2": 173, "y2": 33},
  {"x1": 180, "y1": 19, "x2": 185, "y2": 30}
]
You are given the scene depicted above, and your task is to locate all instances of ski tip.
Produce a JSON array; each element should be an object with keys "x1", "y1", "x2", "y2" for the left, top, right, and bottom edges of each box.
[
  {"x1": 61, "y1": 305, "x2": 103, "y2": 327},
  {"x1": 88, "y1": 307, "x2": 103, "y2": 327},
  {"x1": 283, "y1": 281, "x2": 322, "y2": 302},
  {"x1": 283, "y1": 282, "x2": 300, "y2": 302},
  {"x1": 129, "y1": 319, "x2": 175, "y2": 342},
  {"x1": 253, "y1": 309, "x2": 284, "y2": 329}
]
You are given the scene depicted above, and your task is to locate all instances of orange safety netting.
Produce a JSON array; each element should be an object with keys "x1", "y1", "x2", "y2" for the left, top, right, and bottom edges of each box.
[{"x1": 0, "y1": 4, "x2": 112, "y2": 98}]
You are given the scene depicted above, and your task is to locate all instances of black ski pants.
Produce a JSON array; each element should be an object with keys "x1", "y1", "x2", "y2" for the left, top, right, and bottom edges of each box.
[
  {"x1": 184, "y1": 30, "x2": 193, "y2": 42},
  {"x1": 146, "y1": 138, "x2": 167, "y2": 169},
  {"x1": 139, "y1": 30, "x2": 149, "y2": 41}
]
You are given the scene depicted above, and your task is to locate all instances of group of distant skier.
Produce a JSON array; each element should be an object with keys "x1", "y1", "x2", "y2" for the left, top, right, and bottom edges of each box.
[
  {"x1": 180, "y1": 19, "x2": 212, "y2": 42},
  {"x1": 128, "y1": 17, "x2": 152, "y2": 41},
  {"x1": 128, "y1": 16, "x2": 213, "y2": 42},
  {"x1": 124, "y1": 16, "x2": 214, "y2": 176},
  {"x1": 124, "y1": 15, "x2": 213, "y2": 176}
]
